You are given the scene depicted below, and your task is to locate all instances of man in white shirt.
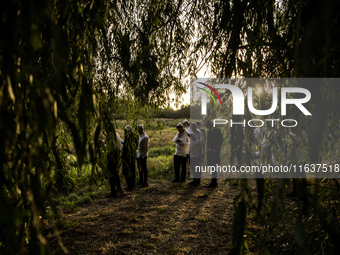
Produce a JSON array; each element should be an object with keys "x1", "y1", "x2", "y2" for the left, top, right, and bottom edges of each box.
[
  {"x1": 172, "y1": 123, "x2": 190, "y2": 183},
  {"x1": 137, "y1": 125, "x2": 149, "y2": 187},
  {"x1": 183, "y1": 119, "x2": 192, "y2": 134}
]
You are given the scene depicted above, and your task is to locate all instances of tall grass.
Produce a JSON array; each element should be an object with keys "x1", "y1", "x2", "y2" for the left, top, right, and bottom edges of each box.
[
  {"x1": 148, "y1": 155, "x2": 174, "y2": 182},
  {"x1": 148, "y1": 146, "x2": 175, "y2": 157}
]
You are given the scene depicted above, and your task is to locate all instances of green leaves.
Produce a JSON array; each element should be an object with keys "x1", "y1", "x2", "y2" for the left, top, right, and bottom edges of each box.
[
  {"x1": 99, "y1": 0, "x2": 192, "y2": 106},
  {"x1": 1, "y1": 0, "x2": 340, "y2": 254}
]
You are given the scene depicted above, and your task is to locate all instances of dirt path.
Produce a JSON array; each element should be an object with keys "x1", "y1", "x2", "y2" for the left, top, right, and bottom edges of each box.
[{"x1": 46, "y1": 180, "x2": 243, "y2": 254}]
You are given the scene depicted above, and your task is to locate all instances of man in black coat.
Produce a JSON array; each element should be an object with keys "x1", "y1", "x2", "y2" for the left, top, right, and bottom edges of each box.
[
  {"x1": 204, "y1": 117, "x2": 223, "y2": 188},
  {"x1": 121, "y1": 125, "x2": 138, "y2": 191},
  {"x1": 106, "y1": 132, "x2": 123, "y2": 198}
]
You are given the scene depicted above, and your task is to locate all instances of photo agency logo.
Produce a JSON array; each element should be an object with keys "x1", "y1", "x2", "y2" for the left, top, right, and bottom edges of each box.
[
  {"x1": 195, "y1": 79, "x2": 312, "y2": 128},
  {"x1": 191, "y1": 78, "x2": 340, "y2": 179}
]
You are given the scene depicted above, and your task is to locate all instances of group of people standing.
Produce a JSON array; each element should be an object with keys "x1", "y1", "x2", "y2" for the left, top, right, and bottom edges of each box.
[
  {"x1": 105, "y1": 117, "x2": 224, "y2": 198},
  {"x1": 172, "y1": 118, "x2": 223, "y2": 188},
  {"x1": 106, "y1": 124, "x2": 149, "y2": 198}
]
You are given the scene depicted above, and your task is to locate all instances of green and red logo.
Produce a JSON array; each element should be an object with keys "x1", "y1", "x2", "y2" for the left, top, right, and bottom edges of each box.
[{"x1": 197, "y1": 82, "x2": 223, "y2": 106}]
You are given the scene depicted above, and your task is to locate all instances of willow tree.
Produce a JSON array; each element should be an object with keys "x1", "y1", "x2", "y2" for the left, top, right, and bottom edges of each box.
[
  {"x1": 1, "y1": 0, "x2": 340, "y2": 254},
  {"x1": 95, "y1": 0, "x2": 197, "y2": 107},
  {"x1": 0, "y1": 0, "x2": 197, "y2": 254},
  {"x1": 189, "y1": 0, "x2": 340, "y2": 253}
]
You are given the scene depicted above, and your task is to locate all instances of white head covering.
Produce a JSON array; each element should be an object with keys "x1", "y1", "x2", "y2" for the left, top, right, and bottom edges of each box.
[{"x1": 125, "y1": 125, "x2": 132, "y2": 132}]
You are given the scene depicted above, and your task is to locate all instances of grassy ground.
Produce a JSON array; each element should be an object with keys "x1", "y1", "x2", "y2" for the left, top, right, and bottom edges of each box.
[
  {"x1": 45, "y1": 180, "x2": 240, "y2": 254},
  {"x1": 44, "y1": 178, "x2": 311, "y2": 255}
]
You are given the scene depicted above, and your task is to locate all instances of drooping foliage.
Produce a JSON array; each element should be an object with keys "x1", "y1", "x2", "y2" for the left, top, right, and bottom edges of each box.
[
  {"x1": 1, "y1": 0, "x2": 340, "y2": 254},
  {"x1": 190, "y1": 0, "x2": 340, "y2": 253},
  {"x1": 0, "y1": 0, "x2": 194, "y2": 253}
]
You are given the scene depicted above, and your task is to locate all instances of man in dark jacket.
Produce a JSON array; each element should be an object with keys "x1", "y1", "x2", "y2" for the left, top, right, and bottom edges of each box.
[
  {"x1": 106, "y1": 132, "x2": 123, "y2": 198},
  {"x1": 204, "y1": 117, "x2": 223, "y2": 188},
  {"x1": 121, "y1": 125, "x2": 138, "y2": 191}
]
